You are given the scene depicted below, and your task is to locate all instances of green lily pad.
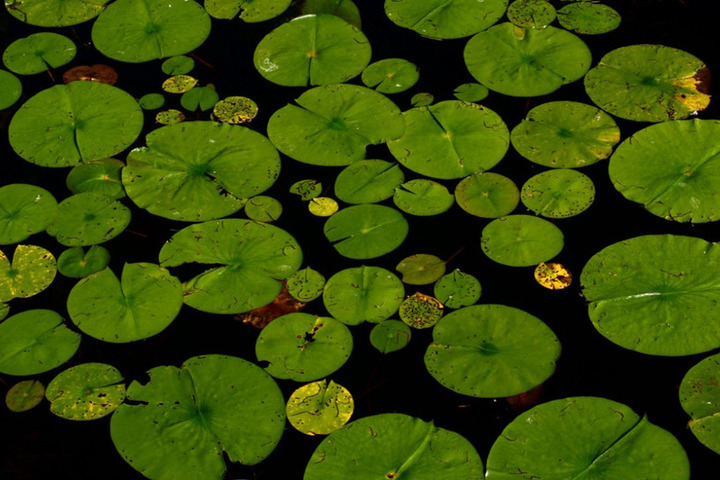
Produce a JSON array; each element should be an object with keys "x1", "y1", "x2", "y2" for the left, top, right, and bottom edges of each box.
[
  {"x1": 396, "y1": 254, "x2": 446, "y2": 285},
  {"x1": 464, "y1": 22, "x2": 592, "y2": 97},
  {"x1": 46, "y1": 363, "x2": 126, "y2": 420},
  {"x1": 205, "y1": 0, "x2": 292, "y2": 22},
  {"x1": 584, "y1": 44, "x2": 710, "y2": 122},
  {"x1": 486, "y1": 397, "x2": 689, "y2": 480},
  {"x1": 453, "y1": 82, "x2": 489, "y2": 102},
  {"x1": 57, "y1": 246, "x2": 111, "y2": 278},
  {"x1": 66, "y1": 158, "x2": 126, "y2": 200},
  {"x1": 5, "y1": 380, "x2": 45, "y2": 412},
  {"x1": 361, "y1": 58, "x2": 419, "y2": 94},
  {"x1": 256, "y1": 313, "x2": 352, "y2": 381},
  {"x1": 388, "y1": 100, "x2": 509, "y2": 179},
  {"x1": 0, "y1": 184, "x2": 58, "y2": 245},
  {"x1": 557, "y1": 2, "x2": 621, "y2": 35},
  {"x1": 0, "y1": 309, "x2": 81, "y2": 376},
  {"x1": 425, "y1": 304, "x2": 560, "y2": 397},
  {"x1": 161, "y1": 55, "x2": 194, "y2": 75},
  {"x1": 286, "y1": 267, "x2": 325, "y2": 302},
  {"x1": 609, "y1": 119, "x2": 720, "y2": 223},
  {"x1": 304, "y1": 413, "x2": 484, "y2": 479},
  {"x1": 3, "y1": 32, "x2": 76, "y2": 75},
  {"x1": 138, "y1": 92, "x2": 165, "y2": 110},
  {"x1": 0, "y1": 303, "x2": 8, "y2": 321},
  {"x1": 399, "y1": 292, "x2": 444, "y2": 329},
  {"x1": 286, "y1": 379, "x2": 354, "y2": 436},
  {"x1": 393, "y1": 179, "x2": 455, "y2": 216},
  {"x1": 507, "y1": 0, "x2": 556, "y2": 29},
  {"x1": 323, "y1": 265, "x2": 405, "y2": 325},
  {"x1": 254, "y1": 14, "x2": 370, "y2": 86},
  {"x1": 411, "y1": 92, "x2": 434, "y2": 107},
  {"x1": 384, "y1": 0, "x2": 508, "y2": 39},
  {"x1": 67, "y1": 263, "x2": 183, "y2": 343},
  {"x1": 581, "y1": 234, "x2": 720, "y2": 356},
  {"x1": 110, "y1": 355, "x2": 285, "y2": 478},
  {"x1": 92, "y1": 0, "x2": 211, "y2": 63},
  {"x1": 9, "y1": 81, "x2": 143, "y2": 167},
  {"x1": 0, "y1": 245, "x2": 56, "y2": 302},
  {"x1": 5, "y1": 0, "x2": 108, "y2": 27},
  {"x1": 123, "y1": 121, "x2": 279, "y2": 221},
  {"x1": 158, "y1": 219, "x2": 303, "y2": 314},
  {"x1": 679, "y1": 352, "x2": 720, "y2": 454},
  {"x1": 290, "y1": 179, "x2": 322, "y2": 200},
  {"x1": 298, "y1": 0, "x2": 361, "y2": 29},
  {"x1": 521, "y1": 169, "x2": 595, "y2": 218},
  {"x1": 323, "y1": 204, "x2": 408, "y2": 259},
  {"x1": 46, "y1": 192, "x2": 131, "y2": 247},
  {"x1": 334, "y1": 160, "x2": 405, "y2": 204},
  {"x1": 454, "y1": 172, "x2": 519, "y2": 218},
  {"x1": 433, "y1": 269, "x2": 482, "y2": 309},
  {"x1": 0, "y1": 69, "x2": 22, "y2": 110},
  {"x1": 510, "y1": 100, "x2": 621, "y2": 168},
  {"x1": 267, "y1": 84, "x2": 405, "y2": 166},
  {"x1": 244, "y1": 196, "x2": 282, "y2": 222},
  {"x1": 369, "y1": 320, "x2": 412, "y2": 354},
  {"x1": 481, "y1": 215, "x2": 564, "y2": 267},
  {"x1": 181, "y1": 86, "x2": 219, "y2": 112}
]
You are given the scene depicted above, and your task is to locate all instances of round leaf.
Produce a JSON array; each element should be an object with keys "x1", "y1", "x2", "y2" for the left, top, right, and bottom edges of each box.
[
  {"x1": 5, "y1": 0, "x2": 108, "y2": 27},
  {"x1": 57, "y1": 246, "x2": 111, "y2": 278},
  {"x1": 369, "y1": 320, "x2": 412, "y2": 354},
  {"x1": 3, "y1": 32, "x2": 76, "y2": 75},
  {"x1": 298, "y1": 0, "x2": 361, "y2": 28},
  {"x1": 520, "y1": 169, "x2": 595, "y2": 218},
  {"x1": 155, "y1": 109, "x2": 185, "y2": 124},
  {"x1": 393, "y1": 179, "x2": 455, "y2": 216},
  {"x1": 481, "y1": 215, "x2": 564, "y2": 267},
  {"x1": 679, "y1": 352, "x2": 720, "y2": 454},
  {"x1": 286, "y1": 267, "x2": 325, "y2": 302},
  {"x1": 286, "y1": 379, "x2": 353, "y2": 436},
  {"x1": 454, "y1": 172, "x2": 519, "y2": 218},
  {"x1": 0, "y1": 245, "x2": 56, "y2": 302},
  {"x1": 453, "y1": 82, "x2": 489, "y2": 102},
  {"x1": 212, "y1": 96, "x2": 258, "y2": 124},
  {"x1": 5, "y1": 380, "x2": 45, "y2": 413},
  {"x1": 66, "y1": 158, "x2": 126, "y2": 200},
  {"x1": 399, "y1": 292, "x2": 444, "y2": 329},
  {"x1": 0, "y1": 69, "x2": 22, "y2": 110},
  {"x1": 0, "y1": 184, "x2": 58, "y2": 245},
  {"x1": 557, "y1": 2, "x2": 621, "y2": 35},
  {"x1": 507, "y1": 0, "x2": 556, "y2": 29},
  {"x1": 361, "y1": 58, "x2": 419, "y2": 94},
  {"x1": 433, "y1": 269, "x2": 482, "y2": 309},
  {"x1": 244, "y1": 195, "x2": 282, "y2": 223},
  {"x1": 46, "y1": 192, "x2": 130, "y2": 247},
  {"x1": 534, "y1": 262, "x2": 572, "y2": 290},
  {"x1": 323, "y1": 204, "x2": 409, "y2": 259},
  {"x1": 334, "y1": 160, "x2": 405, "y2": 204},
  {"x1": 161, "y1": 55, "x2": 194, "y2": 75},
  {"x1": 290, "y1": 179, "x2": 322, "y2": 200},
  {"x1": 46, "y1": 363, "x2": 125, "y2": 420},
  {"x1": 309, "y1": 197, "x2": 339, "y2": 216},
  {"x1": 138, "y1": 92, "x2": 165, "y2": 110},
  {"x1": 411, "y1": 92, "x2": 434, "y2": 107},
  {"x1": 396, "y1": 254, "x2": 446, "y2": 285}
]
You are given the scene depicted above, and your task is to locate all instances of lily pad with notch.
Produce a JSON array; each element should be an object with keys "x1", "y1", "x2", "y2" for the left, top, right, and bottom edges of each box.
[
  {"x1": 0, "y1": 245, "x2": 56, "y2": 302},
  {"x1": 205, "y1": 0, "x2": 292, "y2": 22},
  {"x1": 57, "y1": 246, "x2": 111, "y2": 278},
  {"x1": 161, "y1": 55, "x2": 194, "y2": 75},
  {"x1": 286, "y1": 267, "x2": 325, "y2": 302},
  {"x1": 433, "y1": 269, "x2": 482, "y2": 309},
  {"x1": 453, "y1": 82, "x2": 489, "y2": 102},
  {"x1": 393, "y1": 179, "x2": 455, "y2": 216},
  {"x1": 521, "y1": 168, "x2": 595, "y2": 218},
  {"x1": 66, "y1": 158, "x2": 125, "y2": 200},
  {"x1": 46, "y1": 192, "x2": 130, "y2": 247},
  {"x1": 679, "y1": 352, "x2": 720, "y2": 454},
  {"x1": 557, "y1": 2, "x2": 621, "y2": 35},
  {"x1": 181, "y1": 86, "x2": 220, "y2": 112},
  {"x1": 323, "y1": 204, "x2": 408, "y2": 259},
  {"x1": 361, "y1": 58, "x2": 419, "y2": 94},
  {"x1": 455, "y1": 172, "x2": 519, "y2": 218},
  {"x1": 3, "y1": 32, "x2": 76, "y2": 75},
  {"x1": 334, "y1": 160, "x2": 405, "y2": 204},
  {"x1": 481, "y1": 215, "x2": 564, "y2": 267},
  {"x1": 46, "y1": 362, "x2": 126, "y2": 420},
  {"x1": 213, "y1": 96, "x2": 258, "y2": 124},
  {"x1": 5, "y1": 0, "x2": 109, "y2": 27},
  {"x1": 370, "y1": 320, "x2": 412, "y2": 354},
  {"x1": 286, "y1": 379, "x2": 353, "y2": 436},
  {"x1": 0, "y1": 184, "x2": 58, "y2": 245}
]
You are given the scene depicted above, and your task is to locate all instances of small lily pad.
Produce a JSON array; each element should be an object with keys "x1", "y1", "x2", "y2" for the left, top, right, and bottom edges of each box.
[
  {"x1": 393, "y1": 179, "x2": 455, "y2": 216},
  {"x1": 290, "y1": 179, "x2": 322, "y2": 200},
  {"x1": 0, "y1": 69, "x2": 22, "y2": 110},
  {"x1": 396, "y1": 254, "x2": 446, "y2": 285},
  {"x1": 66, "y1": 158, "x2": 126, "y2": 200},
  {"x1": 162, "y1": 74, "x2": 197, "y2": 93},
  {"x1": 138, "y1": 93, "x2": 165, "y2": 110},
  {"x1": 213, "y1": 96, "x2": 258, "y2": 124},
  {"x1": 0, "y1": 184, "x2": 58, "y2": 245},
  {"x1": 324, "y1": 204, "x2": 408, "y2": 259},
  {"x1": 557, "y1": 2, "x2": 621, "y2": 35},
  {"x1": 369, "y1": 320, "x2": 412, "y2": 354},
  {"x1": 521, "y1": 169, "x2": 595, "y2": 218},
  {"x1": 46, "y1": 363, "x2": 126, "y2": 420},
  {"x1": 679, "y1": 352, "x2": 720, "y2": 454},
  {"x1": 5, "y1": 380, "x2": 45, "y2": 413},
  {"x1": 507, "y1": 0, "x2": 556, "y2": 29},
  {"x1": 161, "y1": 55, "x2": 194, "y2": 75},
  {"x1": 286, "y1": 267, "x2": 325, "y2": 302},
  {"x1": 309, "y1": 197, "x2": 338, "y2": 216},
  {"x1": 453, "y1": 82, "x2": 489, "y2": 102},
  {"x1": 433, "y1": 269, "x2": 482, "y2": 309},
  {"x1": 481, "y1": 215, "x2": 564, "y2": 267},
  {"x1": 286, "y1": 379, "x2": 353, "y2": 436},
  {"x1": 181, "y1": 86, "x2": 220, "y2": 112},
  {"x1": 57, "y1": 246, "x2": 111, "y2": 278},
  {"x1": 411, "y1": 92, "x2": 434, "y2": 107},
  {"x1": 3, "y1": 32, "x2": 76, "y2": 75},
  {"x1": 361, "y1": 58, "x2": 419, "y2": 94},
  {"x1": 0, "y1": 245, "x2": 56, "y2": 302},
  {"x1": 334, "y1": 160, "x2": 405, "y2": 204},
  {"x1": 244, "y1": 196, "x2": 282, "y2": 222},
  {"x1": 534, "y1": 262, "x2": 572, "y2": 290},
  {"x1": 46, "y1": 192, "x2": 130, "y2": 247},
  {"x1": 155, "y1": 109, "x2": 185, "y2": 124},
  {"x1": 399, "y1": 292, "x2": 444, "y2": 329},
  {"x1": 455, "y1": 172, "x2": 519, "y2": 218}
]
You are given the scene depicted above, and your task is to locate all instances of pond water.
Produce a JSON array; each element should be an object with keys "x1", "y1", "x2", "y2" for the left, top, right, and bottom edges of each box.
[{"x1": 2, "y1": 1, "x2": 720, "y2": 479}]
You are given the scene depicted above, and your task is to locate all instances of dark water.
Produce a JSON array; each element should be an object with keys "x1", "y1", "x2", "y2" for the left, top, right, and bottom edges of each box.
[{"x1": 2, "y1": 1, "x2": 720, "y2": 479}]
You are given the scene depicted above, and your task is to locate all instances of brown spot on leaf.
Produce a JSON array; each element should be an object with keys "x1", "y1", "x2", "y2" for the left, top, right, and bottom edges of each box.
[
  {"x1": 63, "y1": 65, "x2": 118, "y2": 85},
  {"x1": 235, "y1": 283, "x2": 305, "y2": 329}
]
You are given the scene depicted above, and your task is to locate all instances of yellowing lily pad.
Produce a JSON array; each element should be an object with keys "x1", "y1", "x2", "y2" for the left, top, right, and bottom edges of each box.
[{"x1": 286, "y1": 380, "x2": 353, "y2": 436}]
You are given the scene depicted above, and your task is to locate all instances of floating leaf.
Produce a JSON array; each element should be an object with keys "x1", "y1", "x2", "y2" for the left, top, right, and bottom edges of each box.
[
  {"x1": 213, "y1": 96, "x2": 258, "y2": 124},
  {"x1": 66, "y1": 158, "x2": 126, "y2": 200},
  {"x1": 298, "y1": 0, "x2": 361, "y2": 28},
  {"x1": 410, "y1": 92, "x2": 434, "y2": 107},
  {"x1": 507, "y1": 0, "x2": 556, "y2": 29},
  {"x1": 334, "y1": 160, "x2": 405, "y2": 204},
  {"x1": 453, "y1": 82, "x2": 489, "y2": 102},
  {"x1": 534, "y1": 262, "x2": 572, "y2": 290},
  {"x1": 57, "y1": 246, "x2": 111, "y2": 278},
  {"x1": 308, "y1": 197, "x2": 338, "y2": 216},
  {"x1": 181, "y1": 85, "x2": 219, "y2": 112},
  {"x1": 286, "y1": 379, "x2": 353, "y2": 436},
  {"x1": 0, "y1": 303, "x2": 8, "y2": 321},
  {"x1": 486, "y1": 397, "x2": 689, "y2": 480},
  {"x1": 290, "y1": 179, "x2": 322, "y2": 200},
  {"x1": 63, "y1": 64, "x2": 118, "y2": 85},
  {"x1": 155, "y1": 109, "x2": 185, "y2": 124},
  {"x1": 161, "y1": 55, "x2": 194, "y2": 75},
  {"x1": 256, "y1": 313, "x2": 353, "y2": 381},
  {"x1": 205, "y1": 0, "x2": 292, "y2": 22},
  {"x1": 245, "y1": 195, "x2": 282, "y2": 222},
  {"x1": 557, "y1": 2, "x2": 621, "y2": 35},
  {"x1": 454, "y1": 172, "x2": 519, "y2": 218},
  {"x1": 0, "y1": 309, "x2": 81, "y2": 376},
  {"x1": 361, "y1": 58, "x2": 419, "y2": 94},
  {"x1": 111, "y1": 355, "x2": 286, "y2": 478},
  {"x1": 0, "y1": 69, "x2": 22, "y2": 110},
  {"x1": 0, "y1": 245, "x2": 56, "y2": 302},
  {"x1": 324, "y1": 204, "x2": 408, "y2": 259},
  {"x1": 5, "y1": 380, "x2": 45, "y2": 413},
  {"x1": 393, "y1": 179, "x2": 455, "y2": 216},
  {"x1": 162, "y1": 74, "x2": 197, "y2": 93},
  {"x1": 399, "y1": 292, "x2": 444, "y2": 329},
  {"x1": 46, "y1": 363, "x2": 126, "y2": 420},
  {"x1": 433, "y1": 269, "x2": 482, "y2": 309},
  {"x1": 396, "y1": 254, "x2": 446, "y2": 285},
  {"x1": 425, "y1": 304, "x2": 560, "y2": 397},
  {"x1": 369, "y1": 320, "x2": 412, "y2": 354},
  {"x1": 481, "y1": 215, "x2": 564, "y2": 267},
  {"x1": 286, "y1": 267, "x2": 325, "y2": 302},
  {"x1": 5, "y1": 0, "x2": 108, "y2": 27},
  {"x1": 464, "y1": 22, "x2": 592, "y2": 97},
  {"x1": 520, "y1": 169, "x2": 595, "y2": 218},
  {"x1": 0, "y1": 184, "x2": 57, "y2": 245},
  {"x1": 158, "y1": 219, "x2": 303, "y2": 314},
  {"x1": 679, "y1": 352, "x2": 720, "y2": 454},
  {"x1": 46, "y1": 192, "x2": 130, "y2": 247},
  {"x1": 3, "y1": 32, "x2": 76, "y2": 75},
  {"x1": 138, "y1": 93, "x2": 165, "y2": 110}
]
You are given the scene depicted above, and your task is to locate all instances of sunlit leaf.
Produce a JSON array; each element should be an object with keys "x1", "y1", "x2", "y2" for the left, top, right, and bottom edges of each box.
[
  {"x1": 308, "y1": 197, "x2": 338, "y2": 216},
  {"x1": 0, "y1": 184, "x2": 57, "y2": 245},
  {"x1": 286, "y1": 380, "x2": 353, "y2": 435},
  {"x1": 213, "y1": 96, "x2": 258, "y2": 124},
  {"x1": 46, "y1": 363, "x2": 126, "y2": 420},
  {"x1": 0, "y1": 245, "x2": 56, "y2": 302},
  {"x1": 162, "y1": 74, "x2": 197, "y2": 93},
  {"x1": 534, "y1": 262, "x2": 572, "y2": 290}
]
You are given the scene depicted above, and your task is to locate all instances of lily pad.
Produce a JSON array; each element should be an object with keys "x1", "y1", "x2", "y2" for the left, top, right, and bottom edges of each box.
[
  {"x1": 507, "y1": 0, "x2": 556, "y2": 29},
  {"x1": 323, "y1": 204, "x2": 408, "y2": 259},
  {"x1": 256, "y1": 312, "x2": 353, "y2": 381},
  {"x1": 9, "y1": 81, "x2": 143, "y2": 167},
  {"x1": 679, "y1": 352, "x2": 720, "y2": 454},
  {"x1": 161, "y1": 55, "x2": 194, "y2": 75},
  {"x1": 267, "y1": 84, "x2": 405, "y2": 166},
  {"x1": 581, "y1": 234, "x2": 720, "y2": 356},
  {"x1": 486, "y1": 397, "x2": 689, "y2": 480},
  {"x1": 534, "y1": 262, "x2": 572, "y2": 290},
  {"x1": 254, "y1": 14, "x2": 370, "y2": 87},
  {"x1": 138, "y1": 93, "x2": 165, "y2": 110},
  {"x1": 0, "y1": 184, "x2": 58, "y2": 245},
  {"x1": 481, "y1": 215, "x2": 564, "y2": 267},
  {"x1": 323, "y1": 265, "x2": 405, "y2": 325},
  {"x1": 464, "y1": 22, "x2": 592, "y2": 97},
  {"x1": 5, "y1": 0, "x2": 108, "y2": 27},
  {"x1": 396, "y1": 254, "x2": 446, "y2": 285},
  {"x1": 334, "y1": 160, "x2": 405, "y2": 204},
  {"x1": 453, "y1": 82, "x2": 489, "y2": 102},
  {"x1": 46, "y1": 192, "x2": 130, "y2": 247},
  {"x1": 57, "y1": 246, "x2": 111, "y2": 278},
  {"x1": 609, "y1": 119, "x2": 720, "y2": 223},
  {"x1": 91, "y1": 0, "x2": 211, "y2": 63},
  {"x1": 557, "y1": 2, "x2": 621, "y2": 35},
  {"x1": 3, "y1": 32, "x2": 76, "y2": 75},
  {"x1": 162, "y1": 74, "x2": 197, "y2": 93},
  {"x1": 520, "y1": 169, "x2": 595, "y2": 218},
  {"x1": 399, "y1": 292, "x2": 444, "y2": 329},
  {"x1": 213, "y1": 96, "x2": 258, "y2": 124},
  {"x1": 411, "y1": 92, "x2": 434, "y2": 107},
  {"x1": 110, "y1": 355, "x2": 286, "y2": 478},
  {"x1": 286, "y1": 379, "x2": 354, "y2": 436},
  {"x1": 181, "y1": 86, "x2": 219, "y2": 112},
  {"x1": 205, "y1": 0, "x2": 292, "y2": 22},
  {"x1": 245, "y1": 196, "x2": 282, "y2": 222},
  {"x1": 298, "y1": 0, "x2": 361, "y2": 28},
  {"x1": 309, "y1": 197, "x2": 338, "y2": 216},
  {"x1": 511, "y1": 100, "x2": 621, "y2": 168},
  {"x1": 0, "y1": 309, "x2": 81, "y2": 376},
  {"x1": 123, "y1": 121, "x2": 279, "y2": 221},
  {"x1": 286, "y1": 267, "x2": 325, "y2": 302},
  {"x1": 0, "y1": 69, "x2": 22, "y2": 110},
  {"x1": 304, "y1": 413, "x2": 484, "y2": 478},
  {"x1": 158, "y1": 219, "x2": 303, "y2": 314},
  {"x1": 5, "y1": 380, "x2": 45, "y2": 412},
  {"x1": 433, "y1": 269, "x2": 482, "y2": 309},
  {"x1": 388, "y1": 100, "x2": 509, "y2": 179},
  {"x1": 384, "y1": 0, "x2": 508, "y2": 39},
  {"x1": 66, "y1": 158, "x2": 126, "y2": 200},
  {"x1": 425, "y1": 304, "x2": 560, "y2": 397},
  {"x1": 67, "y1": 263, "x2": 183, "y2": 343},
  {"x1": 290, "y1": 179, "x2": 322, "y2": 200},
  {"x1": 393, "y1": 179, "x2": 455, "y2": 216},
  {"x1": 155, "y1": 109, "x2": 185, "y2": 124},
  {"x1": 361, "y1": 58, "x2": 419, "y2": 94},
  {"x1": 0, "y1": 245, "x2": 56, "y2": 302},
  {"x1": 46, "y1": 363, "x2": 126, "y2": 420},
  {"x1": 584, "y1": 44, "x2": 710, "y2": 122},
  {"x1": 455, "y1": 172, "x2": 519, "y2": 218},
  {"x1": 369, "y1": 320, "x2": 412, "y2": 354}
]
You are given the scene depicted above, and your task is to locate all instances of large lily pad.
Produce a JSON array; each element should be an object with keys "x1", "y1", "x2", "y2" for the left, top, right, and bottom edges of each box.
[
  {"x1": 0, "y1": 245, "x2": 56, "y2": 302},
  {"x1": 679, "y1": 352, "x2": 720, "y2": 454},
  {"x1": 123, "y1": 121, "x2": 279, "y2": 221},
  {"x1": 609, "y1": 119, "x2": 720, "y2": 223},
  {"x1": 581, "y1": 234, "x2": 720, "y2": 356},
  {"x1": 0, "y1": 184, "x2": 57, "y2": 245},
  {"x1": 92, "y1": 0, "x2": 211, "y2": 63},
  {"x1": 46, "y1": 362, "x2": 126, "y2": 420},
  {"x1": 387, "y1": 100, "x2": 509, "y2": 179},
  {"x1": 46, "y1": 192, "x2": 131, "y2": 247},
  {"x1": 481, "y1": 215, "x2": 564, "y2": 267},
  {"x1": 584, "y1": 44, "x2": 710, "y2": 122},
  {"x1": 323, "y1": 204, "x2": 408, "y2": 259},
  {"x1": 110, "y1": 355, "x2": 285, "y2": 479},
  {"x1": 304, "y1": 413, "x2": 484, "y2": 478},
  {"x1": 3, "y1": 32, "x2": 76, "y2": 75},
  {"x1": 486, "y1": 397, "x2": 689, "y2": 480},
  {"x1": 254, "y1": 14, "x2": 370, "y2": 86},
  {"x1": 158, "y1": 219, "x2": 303, "y2": 314},
  {"x1": 267, "y1": 84, "x2": 405, "y2": 166},
  {"x1": 9, "y1": 81, "x2": 143, "y2": 167},
  {"x1": 5, "y1": 0, "x2": 108, "y2": 27},
  {"x1": 425, "y1": 304, "x2": 560, "y2": 397},
  {"x1": 464, "y1": 22, "x2": 592, "y2": 97}
]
